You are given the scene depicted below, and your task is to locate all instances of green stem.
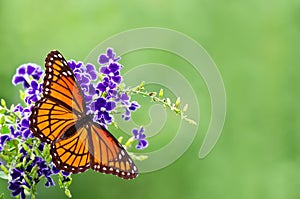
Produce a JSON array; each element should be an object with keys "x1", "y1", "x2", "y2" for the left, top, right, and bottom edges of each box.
[{"x1": 119, "y1": 86, "x2": 197, "y2": 125}]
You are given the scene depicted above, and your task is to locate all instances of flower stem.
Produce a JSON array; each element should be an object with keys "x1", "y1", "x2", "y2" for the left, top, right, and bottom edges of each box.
[{"x1": 119, "y1": 83, "x2": 197, "y2": 125}]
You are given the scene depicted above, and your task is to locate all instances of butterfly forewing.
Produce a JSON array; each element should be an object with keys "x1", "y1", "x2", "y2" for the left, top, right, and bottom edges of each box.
[
  {"x1": 30, "y1": 98, "x2": 77, "y2": 143},
  {"x1": 44, "y1": 50, "x2": 86, "y2": 116}
]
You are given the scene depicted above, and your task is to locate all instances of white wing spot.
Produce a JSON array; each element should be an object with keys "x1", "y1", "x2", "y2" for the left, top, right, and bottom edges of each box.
[
  {"x1": 48, "y1": 62, "x2": 52, "y2": 66},
  {"x1": 50, "y1": 57, "x2": 53, "y2": 61},
  {"x1": 48, "y1": 68, "x2": 52, "y2": 72},
  {"x1": 128, "y1": 159, "x2": 132, "y2": 163},
  {"x1": 121, "y1": 172, "x2": 125, "y2": 176},
  {"x1": 103, "y1": 167, "x2": 107, "y2": 171},
  {"x1": 58, "y1": 54, "x2": 62, "y2": 58},
  {"x1": 62, "y1": 72, "x2": 67, "y2": 76},
  {"x1": 63, "y1": 61, "x2": 67, "y2": 65},
  {"x1": 118, "y1": 154, "x2": 122, "y2": 160},
  {"x1": 116, "y1": 169, "x2": 120, "y2": 173},
  {"x1": 64, "y1": 166, "x2": 68, "y2": 169},
  {"x1": 67, "y1": 71, "x2": 72, "y2": 75},
  {"x1": 53, "y1": 54, "x2": 58, "y2": 58},
  {"x1": 133, "y1": 166, "x2": 137, "y2": 171},
  {"x1": 109, "y1": 168, "x2": 113, "y2": 171},
  {"x1": 121, "y1": 150, "x2": 125, "y2": 156}
]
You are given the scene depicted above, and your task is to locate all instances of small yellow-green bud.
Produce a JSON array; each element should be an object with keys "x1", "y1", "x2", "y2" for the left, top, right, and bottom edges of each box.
[
  {"x1": 175, "y1": 97, "x2": 180, "y2": 108},
  {"x1": 159, "y1": 89, "x2": 163, "y2": 98},
  {"x1": 0, "y1": 99, "x2": 6, "y2": 107}
]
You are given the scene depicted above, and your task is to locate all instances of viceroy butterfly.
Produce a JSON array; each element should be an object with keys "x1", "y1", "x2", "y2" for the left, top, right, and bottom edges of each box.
[{"x1": 29, "y1": 50, "x2": 138, "y2": 179}]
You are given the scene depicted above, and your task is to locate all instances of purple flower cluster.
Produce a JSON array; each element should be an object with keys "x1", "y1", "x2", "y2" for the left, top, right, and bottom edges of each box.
[
  {"x1": 69, "y1": 48, "x2": 141, "y2": 128},
  {"x1": 13, "y1": 105, "x2": 34, "y2": 139},
  {"x1": 12, "y1": 64, "x2": 43, "y2": 104},
  {"x1": 8, "y1": 143, "x2": 62, "y2": 199},
  {"x1": 12, "y1": 64, "x2": 43, "y2": 89}
]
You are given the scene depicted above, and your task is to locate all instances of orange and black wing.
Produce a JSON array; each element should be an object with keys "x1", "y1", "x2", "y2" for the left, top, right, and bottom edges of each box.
[
  {"x1": 89, "y1": 123, "x2": 138, "y2": 179},
  {"x1": 30, "y1": 50, "x2": 86, "y2": 143},
  {"x1": 51, "y1": 122, "x2": 138, "y2": 179}
]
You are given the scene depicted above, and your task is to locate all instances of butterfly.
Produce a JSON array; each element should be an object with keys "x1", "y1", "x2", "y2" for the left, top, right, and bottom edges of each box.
[{"x1": 29, "y1": 50, "x2": 138, "y2": 179}]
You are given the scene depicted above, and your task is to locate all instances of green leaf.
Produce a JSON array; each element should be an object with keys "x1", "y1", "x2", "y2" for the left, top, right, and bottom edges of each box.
[
  {"x1": 0, "y1": 116, "x2": 5, "y2": 125},
  {"x1": 0, "y1": 193, "x2": 4, "y2": 199},
  {"x1": 1, "y1": 126, "x2": 10, "y2": 134},
  {"x1": 6, "y1": 116, "x2": 15, "y2": 123},
  {"x1": 0, "y1": 171, "x2": 8, "y2": 180},
  {"x1": 0, "y1": 99, "x2": 6, "y2": 108},
  {"x1": 0, "y1": 108, "x2": 5, "y2": 114}
]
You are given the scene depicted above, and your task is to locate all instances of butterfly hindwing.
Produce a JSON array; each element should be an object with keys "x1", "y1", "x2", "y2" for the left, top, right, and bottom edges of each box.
[
  {"x1": 50, "y1": 124, "x2": 91, "y2": 173},
  {"x1": 89, "y1": 123, "x2": 138, "y2": 179},
  {"x1": 50, "y1": 121, "x2": 138, "y2": 179}
]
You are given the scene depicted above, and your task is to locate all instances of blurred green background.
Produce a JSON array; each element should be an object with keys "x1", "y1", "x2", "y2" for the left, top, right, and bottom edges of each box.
[{"x1": 1, "y1": 0, "x2": 300, "y2": 198}]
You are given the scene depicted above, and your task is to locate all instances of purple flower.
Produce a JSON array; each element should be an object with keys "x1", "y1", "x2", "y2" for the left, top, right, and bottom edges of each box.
[
  {"x1": 0, "y1": 134, "x2": 10, "y2": 151},
  {"x1": 8, "y1": 169, "x2": 27, "y2": 199},
  {"x1": 132, "y1": 127, "x2": 148, "y2": 150},
  {"x1": 25, "y1": 80, "x2": 42, "y2": 104},
  {"x1": 91, "y1": 98, "x2": 116, "y2": 125},
  {"x1": 96, "y1": 77, "x2": 118, "y2": 99},
  {"x1": 13, "y1": 105, "x2": 33, "y2": 139},
  {"x1": 98, "y1": 48, "x2": 120, "y2": 64},
  {"x1": 86, "y1": 64, "x2": 97, "y2": 81},
  {"x1": 100, "y1": 63, "x2": 122, "y2": 84},
  {"x1": 12, "y1": 64, "x2": 43, "y2": 89},
  {"x1": 68, "y1": 60, "x2": 83, "y2": 71},
  {"x1": 116, "y1": 93, "x2": 140, "y2": 121},
  {"x1": 69, "y1": 61, "x2": 100, "y2": 111}
]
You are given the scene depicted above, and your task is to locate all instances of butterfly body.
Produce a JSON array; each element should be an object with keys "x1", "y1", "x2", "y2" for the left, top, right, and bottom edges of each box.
[{"x1": 30, "y1": 50, "x2": 138, "y2": 179}]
